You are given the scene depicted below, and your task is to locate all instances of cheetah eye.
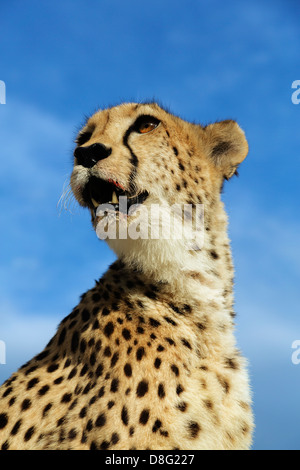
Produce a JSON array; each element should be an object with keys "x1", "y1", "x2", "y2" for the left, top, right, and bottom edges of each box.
[{"x1": 134, "y1": 115, "x2": 160, "y2": 134}]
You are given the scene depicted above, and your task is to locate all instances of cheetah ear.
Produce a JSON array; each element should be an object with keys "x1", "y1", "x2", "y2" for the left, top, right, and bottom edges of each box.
[{"x1": 204, "y1": 120, "x2": 248, "y2": 180}]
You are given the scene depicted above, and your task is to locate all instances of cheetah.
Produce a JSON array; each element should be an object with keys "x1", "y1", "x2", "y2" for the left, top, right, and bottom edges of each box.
[{"x1": 0, "y1": 102, "x2": 253, "y2": 450}]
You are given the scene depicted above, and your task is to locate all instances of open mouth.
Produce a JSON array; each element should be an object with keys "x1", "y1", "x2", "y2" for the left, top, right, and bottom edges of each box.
[{"x1": 82, "y1": 176, "x2": 149, "y2": 216}]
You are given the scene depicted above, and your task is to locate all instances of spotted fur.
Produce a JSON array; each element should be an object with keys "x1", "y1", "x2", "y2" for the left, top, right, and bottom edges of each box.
[{"x1": 0, "y1": 102, "x2": 253, "y2": 450}]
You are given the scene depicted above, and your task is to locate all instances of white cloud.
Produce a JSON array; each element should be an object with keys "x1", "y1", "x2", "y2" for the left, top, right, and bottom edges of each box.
[
  {"x1": 0, "y1": 299, "x2": 61, "y2": 384},
  {"x1": 0, "y1": 99, "x2": 76, "y2": 205}
]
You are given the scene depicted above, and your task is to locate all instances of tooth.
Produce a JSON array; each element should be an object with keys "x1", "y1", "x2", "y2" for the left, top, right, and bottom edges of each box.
[
  {"x1": 111, "y1": 191, "x2": 118, "y2": 204},
  {"x1": 91, "y1": 197, "x2": 100, "y2": 208}
]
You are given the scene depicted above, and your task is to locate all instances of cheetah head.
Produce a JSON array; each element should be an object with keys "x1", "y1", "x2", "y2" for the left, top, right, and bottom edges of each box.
[{"x1": 70, "y1": 102, "x2": 248, "y2": 272}]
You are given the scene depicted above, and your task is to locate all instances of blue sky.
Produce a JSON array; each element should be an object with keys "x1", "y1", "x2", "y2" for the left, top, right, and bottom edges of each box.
[{"x1": 0, "y1": 0, "x2": 299, "y2": 450}]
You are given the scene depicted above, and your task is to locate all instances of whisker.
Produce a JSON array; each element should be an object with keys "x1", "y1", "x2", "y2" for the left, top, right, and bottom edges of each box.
[{"x1": 57, "y1": 179, "x2": 78, "y2": 215}]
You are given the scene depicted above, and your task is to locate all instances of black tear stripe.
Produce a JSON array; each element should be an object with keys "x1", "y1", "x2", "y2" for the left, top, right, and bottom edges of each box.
[{"x1": 123, "y1": 123, "x2": 139, "y2": 193}]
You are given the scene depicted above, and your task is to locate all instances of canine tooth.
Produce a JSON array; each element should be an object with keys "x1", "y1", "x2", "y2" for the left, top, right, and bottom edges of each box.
[
  {"x1": 111, "y1": 191, "x2": 118, "y2": 204},
  {"x1": 91, "y1": 197, "x2": 100, "y2": 208}
]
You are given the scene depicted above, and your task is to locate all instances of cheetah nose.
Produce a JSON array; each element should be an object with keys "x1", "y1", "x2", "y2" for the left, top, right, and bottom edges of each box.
[{"x1": 74, "y1": 143, "x2": 112, "y2": 168}]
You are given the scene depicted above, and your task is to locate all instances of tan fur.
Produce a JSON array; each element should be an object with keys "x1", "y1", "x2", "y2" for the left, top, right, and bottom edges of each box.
[{"x1": 0, "y1": 102, "x2": 253, "y2": 450}]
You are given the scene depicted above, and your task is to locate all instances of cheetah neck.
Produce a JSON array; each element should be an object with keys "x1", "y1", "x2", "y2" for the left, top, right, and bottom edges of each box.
[{"x1": 107, "y1": 199, "x2": 235, "y2": 317}]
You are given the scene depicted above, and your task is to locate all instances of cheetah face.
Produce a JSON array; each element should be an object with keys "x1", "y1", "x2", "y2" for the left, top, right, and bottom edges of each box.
[
  {"x1": 71, "y1": 102, "x2": 248, "y2": 249},
  {"x1": 71, "y1": 104, "x2": 184, "y2": 232}
]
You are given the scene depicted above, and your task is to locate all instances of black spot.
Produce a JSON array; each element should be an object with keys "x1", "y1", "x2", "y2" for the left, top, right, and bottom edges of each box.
[
  {"x1": 24, "y1": 366, "x2": 38, "y2": 376},
  {"x1": 8, "y1": 397, "x2": 16, "y2": 406},
  {"x1": 164, "y1": 317, "x2": 177, "y2": 326},
  {"x1": 95, "y1": 413, "x2": 106, "y2": 427},
  {"x1": 71, "y1": 331, "x2": 79, "y2": 353},
  {"x1": 122, "y1": 328, "x2": 131, "y2": 340},
  {"x1": 47, "y1": 363, "x2": 59, "y2": 373},
  {"x1": 111, "y1": 352, "x2": 119, "y2": 368},
  {"x1": 79, "y1": 407, "x2": 87, "y2": 419},
  {"x1": 145, "y1": 290, "x2": 157, "y2": 300},
  {"x1": 27, "y1": 378, "x2": 39, "y2": 390},
  {"x1": 204, "y1": 400, "x2": 213, "y2": 410},
  {"x1": 188, "y1": 421, "x2": 201, "y2": 438},
  {"x1": 176, "y1": 402, "x2": 188, "y2": 412},
  {"x1": 24, "y1": 426, "x2": 35, "y2": 442},
  {"x1": 169, "y1": 303, "x2": 184, "y2": 315},
  {"x1": 111, "y1": 432, "x2": 120, "y2": 445},
  {"x1": 121, "y1": 406, "x2": 129, "y2": 426},
  {"x1": 102, "y1": 307, "x2": 110, "y2": 316},
  {"x1": 100, "y1": 440, "x2": 110, "y2": 450},
  {"x1": 171, "y1": 364, "x2": 179, "y2": 376},
  {"x1": 83, "y1": 383, "x2": 92, "y2": 394},
  {"x1": 217, "y1": 375, "x2": 230, "y2": 394},
  {"x1": 154, "y1": 358, "x2": 161, "y2": 369},
  {"x1": 61, "y1": 393, "x2": 72, "y2": 403},
  {"x1": 80, "y1": 310, "x2": 89, "y2": 324},
  {"x1": 0, "y1": 413, "x2": 8, "y2": 429},
  {"x1": 110, "y1": 378, "x2": 119, "y2": 393},
  {"x1": 1, "y1": 441, "x2": 9, "y2": 450},
  {"x1": 136, "y1": 347, "x2": 145, "y2": 361},
  {"x1": 86, "y1": 419, "x2": 93, "y2": 431},
  {"x1": 104, "y1": 321, "x2": 114, "y2": 338},
  {"x1": 92, "y1": 293, "x2": 101, "y2": 302},
  {"x1": 136, "y1": 380, "x2": 149, "y2": 397},
  {"x1": 176, "y1": 384, "x2": 184, "y2": 395},
  {"x1": 79, "y1": 365, "x2": 88, "y2": 377},
  {"x1": 152, "y1": 419, "x2": 162, "y2": 433},
  {"x1": 165, "y1": 337, "x2": 175, "y2": 346},
  {"x1": 178, "y1": 161, "x2": 185, "y2": 171},
  {"x1": 149, "y1": 318, "x2": 160, "y2": 327},
  {"x1": 38, "y1": 385, "x2": 50, "y2": 396},
  {"x1": 173, "y1": 146, "x2": 178, "y2": 156},
  {"x1": 90, "y1": 353, "x2": 96, "y2": 367},
  {"x1": 225, "y1": 357, "x2": 238, "y2": 370},
  {"x1": 64, "y1": 359, "x2": 71, "y2": 369},
  {"x1": 35, "y1": 350, "x2": 50, "y2": 361},
  {"x1": 104, "y1": 346, "x2": 112, "y2": 357},
  {"x1": 58, "y1": 328, "x2": 67, "y2": 345},
  {"x1": 11, "y1": 420, "x2": 22, "y2": 437},
  {"x1": 210, "y1": 250, "x2": 219, "y2": 260},
  {"x1": 89, "y1": 396, "x2": 97, "y2": 406},
  {"x1": 139, "y1": 409, "x2": 150, "y2": 425},
  {"x1": 158, "y1": 383, "x2": 165, "y2": 398},
  {"x1": 92, "y1": 319, "x2": 100, "y2": 330},
  {"x1": 181, "y1": 338, "x2": 192, "y2": 349},
  {"x1": 124, "y1": 363, "x2": 132, "y2": 377},
  {"x1": 42, "y1": 403, "x2": 53, "y2": 417},
  {"x1": 21, "y1": 399, "x2": 31, "y2": 411}
]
